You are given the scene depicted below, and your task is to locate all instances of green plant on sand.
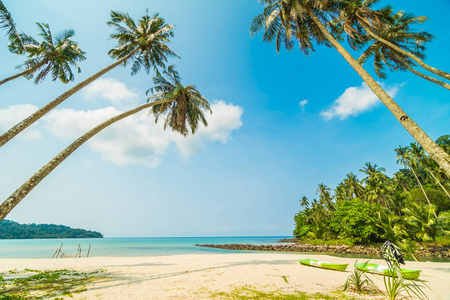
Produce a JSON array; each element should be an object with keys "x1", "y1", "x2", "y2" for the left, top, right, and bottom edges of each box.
[
  {"x1": 343, "y1": 261, "x2": 375, "y2": 293},
  {"x1": 382, "y1": 260, "x2": 429, "y2": 300}
]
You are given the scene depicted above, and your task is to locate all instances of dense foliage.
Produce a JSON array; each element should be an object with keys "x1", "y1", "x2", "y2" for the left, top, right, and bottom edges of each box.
[
  {"x1": 0, "y1": 220, "x2": 103, "y2": 239},
  {"x1": 294, "y1": 136, "x2": 450, "y2": 253}
]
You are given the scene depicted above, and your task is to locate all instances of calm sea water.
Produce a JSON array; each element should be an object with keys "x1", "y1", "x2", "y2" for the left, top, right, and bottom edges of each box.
[
  {"x1": 0, "y1": 236, "x2": 291, "y2": 259},
  {"x1": 2, "y1": 237, "x2": 448, "y2": 262}
]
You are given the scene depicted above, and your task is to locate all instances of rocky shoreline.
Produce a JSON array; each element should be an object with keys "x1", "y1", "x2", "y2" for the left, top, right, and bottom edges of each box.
[{"x1": 195, "y1": 243, "x2": 450, "y2": 258}]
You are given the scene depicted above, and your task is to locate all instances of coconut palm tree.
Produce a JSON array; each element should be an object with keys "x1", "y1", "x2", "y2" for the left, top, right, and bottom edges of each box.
[
  {"x1": 317, "y1": 183, "x2": 336, "y2": 210},
  {"x1": 395, "y1": 145, "x2": 434, "y2": 213},
  {"x1": 333, "y1": 183, "x2": 349, "y2": 202},
  {"x1": 409, "y1": 143, "x2": 450, "y2": 199},
  {"x1": 339, "y1": 0, "x2": 450, "y2": 81},
  {"x1": 0, "y1": 23, "x2": 86, "y2": 86},
  {"x1": 0, "y1": 66, "x2": 211, "y2": 221},
  {"x1": 300, "y1": 196, "x2": 309, "y2": 208},
  {"x1": 360, "y1": 162, "x2": 389, "y2": 205},
  {"x1": 0, "y1": 0, "x2": 22, "y2": 49},
  {"x1": 356, "y1": 8, "x2": 450, "y2": 90},
  {"x1": 0, "y1": 10, "x2": 177, "y2": 148},
  {"x1": 342, "y1": 173, "x2": 364, "y2": 199},
  {"x1": 251, "y1": 0, "x2": 450, "y2": 177},
  {"x1": 403, "y1": 202, "x2": 450, "y2": 247}
]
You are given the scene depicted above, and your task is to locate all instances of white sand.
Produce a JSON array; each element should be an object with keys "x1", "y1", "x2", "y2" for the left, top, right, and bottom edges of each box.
[{"x1": 1, "y1": 253, "x2": 449, "y2": 299}]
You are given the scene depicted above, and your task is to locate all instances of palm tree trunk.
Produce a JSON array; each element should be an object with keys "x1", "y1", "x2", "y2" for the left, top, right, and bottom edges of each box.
[
  {"x1": 307, "y1": 11, "x2": 450, "y2": 178},
  {"x1": 0, "y1": 99, "x2": 173, "y2": 221},
  {"x1": 396, "y1": 55, "x2": 450, "y2": 91},
  {"x1": 0, "y1": 63, "x2": 43, "y2": 86},
  {"x1": 408, "y1": 164, "x2": 438, "y2": 218},
  {"x1": 424, "y1": 166, "x2": 450, "y2": 199},
  {"x1": 362, "y1": 25, "x2": 450, "y2": 81},
  {"x1": 0, "y1": 49, "x2": 138, "y2": 148}
]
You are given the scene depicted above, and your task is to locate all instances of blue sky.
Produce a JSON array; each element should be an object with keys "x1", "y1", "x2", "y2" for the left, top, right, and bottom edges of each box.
[{"x1": 0, "y1": 0, "x2": 449, "y2": 237}]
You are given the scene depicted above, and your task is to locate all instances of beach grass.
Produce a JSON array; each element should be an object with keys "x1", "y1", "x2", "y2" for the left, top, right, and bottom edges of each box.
[
  {"x1": 209, "y1": 285, "x2": 372, "y2": 299},
  {"x1": 0, "y1": 269, "x2": 108, "y2": 299}
]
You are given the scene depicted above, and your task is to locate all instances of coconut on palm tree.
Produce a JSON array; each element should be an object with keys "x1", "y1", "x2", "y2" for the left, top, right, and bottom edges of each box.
[
  {"x1": 0, "y1": 23, "x2": 86, "y2": 86},
  {"x1": 0, "y1": 66, "x2": 212, "y2": 222},
  {"x1": 0, "y1": 10, "x2": 177, "y2": 148},
  {"x1": 250, "y1": 0, "x2": 450, "y2": 177}
]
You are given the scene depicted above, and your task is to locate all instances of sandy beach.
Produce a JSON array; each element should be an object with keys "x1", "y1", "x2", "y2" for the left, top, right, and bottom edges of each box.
[{"x1": 1, "y1": 252, "x2": 449, "y2": 299}]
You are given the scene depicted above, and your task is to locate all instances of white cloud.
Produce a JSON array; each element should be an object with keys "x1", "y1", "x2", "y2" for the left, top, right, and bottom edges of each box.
[
  {"x1": 320, "y1": 82, "x2": 400, "y2": 120},
  {"x1": 0, "y1": 104, "x2": 42, "y2": 140},
  {"x1": 299, "y1": 99, "x2": 308, "y2": 111},
  {"x1": 172, "y1": 101, "x2": 244, "y2": 156},
  {"x1": 82, "y1": 78, "x2": 139, "y2": 108},
  {"x1": 44, "y1": 100, "x2": 243, "y2": 167}
]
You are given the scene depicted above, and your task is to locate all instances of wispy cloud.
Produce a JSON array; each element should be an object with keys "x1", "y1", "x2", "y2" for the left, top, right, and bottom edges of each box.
[
  {"x1": 320, "y1": 82, "x2": 400, "y2": 120},
  {"x1": 82, "y1": 78, "x2": 140, "y2": 108},
  {"x1": 0, "y1": 104, "x2": 42, "y2": 140},
  {"x1": 299, "y1": 99, "x2": 308, "y2": 111}
]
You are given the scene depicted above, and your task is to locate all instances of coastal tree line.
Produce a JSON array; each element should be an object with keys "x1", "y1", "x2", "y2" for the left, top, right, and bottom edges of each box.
[
  {"x1": 0, "y1": 220, "x2": 103, "y2": 239},
  {"x1": 1, "y1": 0, "x2": 450, "y2": 226},
  {"x1": 294, "y1": 137, "x2": 450, "y2": 259}
]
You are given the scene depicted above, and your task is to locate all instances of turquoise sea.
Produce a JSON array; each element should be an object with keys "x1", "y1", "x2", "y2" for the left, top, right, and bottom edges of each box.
[{"x1": 0, "y1": 236, "x2": 291, "y2": 259}]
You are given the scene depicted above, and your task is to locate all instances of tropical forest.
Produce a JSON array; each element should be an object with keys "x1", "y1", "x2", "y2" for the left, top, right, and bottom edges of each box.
[{"x1": 294, "y1": 136, "x2": 450, "y2": 259}]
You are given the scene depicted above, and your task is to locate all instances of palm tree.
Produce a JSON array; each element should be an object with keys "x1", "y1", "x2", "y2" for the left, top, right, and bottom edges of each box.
[
  {"x1": 300, "y1": 196, "x2": 309, "y2": 208},
  {"x1": 436, "y1": 135, "x2": 450, "y2": 155},
  {"x1": 0, "y1": 11, "x2": 177, "y2": 148},
  {"x1": 0, "y1": 67, "x2": 212, "y2": 221},
  {"x1": 342, "y1": 173, "x2": 364, "y2": 199},
  {"x1": 360, "y1": 162, "x2": 389, "y2": 205},
  {"x1": 317, "y1": 183, "x2": 335, "y2": 210},
  {"x1": 356, "y1": 8, "x2": 450, "y2": 91},
  {"x1": 403, "y1": 202, "x2": 450, "y2": 247},
  {"x1": 395, "y1": 145, "x2": 434, "y2": 214},
  {"x1": 0, "y1": 23, "x2": 86, "y2": 86},
  {"x1": 333, "y1": 183, "x2": 349, "y2": 202},
  {"x1": 340, "y1": 0, "x2": 450, "y2": 81},
  {"x1": 409, "y1": 143, "x2": 450, "y2": 199},
  {"x1": 250, "y1": 0, "x2": 450, "y2": 177},
  {"x1": 0, "y1": 0, "x2": 22, "y2": 50}
]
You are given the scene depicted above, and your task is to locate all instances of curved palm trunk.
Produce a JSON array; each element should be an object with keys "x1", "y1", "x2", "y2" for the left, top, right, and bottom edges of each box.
[
  {"x1": 0, "y1": 99, "x2": 173, "y2": 221},
  {"x1": 424, "y1": 165, "x2": 450, "y2": 199},
  {"x1": 397, "y1": 56, "x2": 450, "y2": 91},
  {"x1": 362, "y1": 25, "x2": 450, "y2": 81},
  {"x1": 307, "y1": 11, "x2": 450, "y2": 178},
  {"x1": 0, "y1": 49, "x2": 138, "y2": 148},
  {"x1": 409, "y1": 165, "x2": 431, "y2": 204},
  {"x1": 0, "y1": 63, "x2": 43, "y2": 86}
]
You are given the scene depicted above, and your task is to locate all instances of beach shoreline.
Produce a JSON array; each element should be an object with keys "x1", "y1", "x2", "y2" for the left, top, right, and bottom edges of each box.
[{"x1": 1, "y1": 252, "x2": 449, "y2": 299}]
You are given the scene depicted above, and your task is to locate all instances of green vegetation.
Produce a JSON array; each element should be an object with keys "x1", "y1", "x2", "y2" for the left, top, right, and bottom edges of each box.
[
  {"x1": 210, "y1": 286, "x2": 355, "y2": 300},
  {"x1": 381, "y1": 260, "x2": 429, "y2": 300},
  {"x1": 294, "y1": 138, "x2": 450, "y2": 257},
  {"x1": 0, "y1": 269, "x2": 108, "y2": 299},
  {"x1": 0, "y1": 220, "x2": 103, "y2": 239},
  {"x1": 344, "y1": 262, "x2": 375, "y2": 293}
]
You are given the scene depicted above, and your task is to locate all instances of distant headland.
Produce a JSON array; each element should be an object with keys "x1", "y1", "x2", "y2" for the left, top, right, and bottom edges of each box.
[{"x1": 0, "y1": 220, "x2": 103, "y2": 239}]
